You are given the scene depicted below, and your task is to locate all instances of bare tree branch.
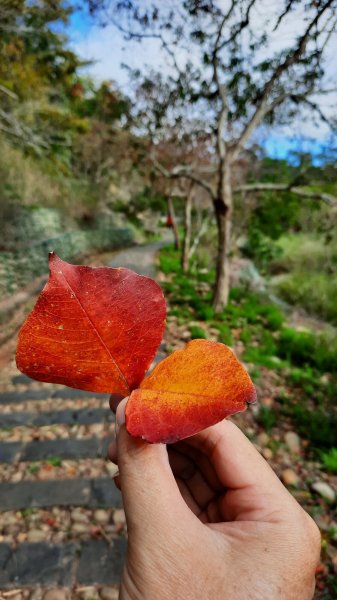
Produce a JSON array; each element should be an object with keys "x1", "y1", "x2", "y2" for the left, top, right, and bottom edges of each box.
[
  {"x1": 234, "y1": 183, "x2": 337, "y2": 205},
  {"x1": 231, "y1": 0, "x2": 336, "y2": 160},
  {"x1": 216, "y1": 0, "x2": 257, "y2": 52},
  {"x1": 273, "y1": 0, "x2": 297, "y2": 31},
  {"x1": 109, "y1": 18, "x2": 184, "y2": 79},
  {"x1": 153, "y1": 160, "x2": 216, "y2": 200}
]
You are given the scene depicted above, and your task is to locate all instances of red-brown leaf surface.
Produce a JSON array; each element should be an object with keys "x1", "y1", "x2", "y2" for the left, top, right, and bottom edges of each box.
[
  {"x1": 126, "y1": 339, "x2": 256, "y2": 443},
  {"x1": 16, "y1": 253, "x2": 166, "y2": 395}
]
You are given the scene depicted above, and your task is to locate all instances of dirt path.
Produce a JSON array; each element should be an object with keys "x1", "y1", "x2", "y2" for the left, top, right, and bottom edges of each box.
[{"x1": 107, "y1": 241, "x2": 166, "y2": 277}]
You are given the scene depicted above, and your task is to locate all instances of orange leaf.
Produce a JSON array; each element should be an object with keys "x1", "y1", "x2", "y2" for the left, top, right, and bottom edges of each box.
[
  {"x1": 16, "y1": 253, "x2": 166, "y2": 395},
  {"x1": 126, "y1": 339, "x2": 256, "y2": 443}
]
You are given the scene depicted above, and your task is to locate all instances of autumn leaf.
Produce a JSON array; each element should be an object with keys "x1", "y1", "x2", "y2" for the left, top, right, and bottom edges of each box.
[
  {"x1": 126, "y1": 339, "x2": 256, "y2": 443},
  {"x1": 16, "y1": 253, "x2": 166, "y2": 395}
]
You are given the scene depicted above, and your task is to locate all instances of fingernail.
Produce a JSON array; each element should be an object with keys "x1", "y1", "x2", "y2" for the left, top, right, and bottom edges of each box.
[{"x1": 112, "y1": 469, "x2": 120, "y2": 479}]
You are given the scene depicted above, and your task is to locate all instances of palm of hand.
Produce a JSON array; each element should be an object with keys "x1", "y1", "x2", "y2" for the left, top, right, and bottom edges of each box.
[{"x1": 111, "y1": 404, "x2": 320, "y2": 600}]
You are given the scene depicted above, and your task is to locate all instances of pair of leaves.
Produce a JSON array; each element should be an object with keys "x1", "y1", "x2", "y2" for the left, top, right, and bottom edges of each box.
[{"x1": 16, "y1": 253, "x2": 256, "y2": 443}]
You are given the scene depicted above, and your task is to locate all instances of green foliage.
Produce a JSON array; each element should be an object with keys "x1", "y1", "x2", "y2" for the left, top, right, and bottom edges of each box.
[
  {"x1": 47, "y1": 456, "x2": 62, "y2": 467},
  {"x1": 257, "y1": 407, "x2": 277, "y2": 433},
  {"x1": 275, "y1": 272, "x2": 337, "y2": 325},
  {"x1": 189, "y1": 326, "x2": 207, "y2": 339},
  {"x1": 244, "y1": 227, "x2": 283, "y2": 271},
  {"x1": 249, "y1": 191, "x2": 304, "y2": 240},
  {"x1": 292, "y1": 405, "x2": 337, "y2": 449},
  {"x1": 215, "y1": 323, "x2": 233, "y2": 345},
  {"x1": 160, "y1": 245, "x2": 337, "y2": 453},
  {"x1": 159, "y1": 246, "x2": 181, "y2": 274},
  {"x1": 270, "y1": 233, "x2": 337, "y2": 325},
  {"x1": 27, "y1": 463, "x2": 39, "y2": 475},
  {"x1": 320, "y1": 448, "x2": 337, "y2": 474},
  {"x1": 278, "y1": 328, "x2": 337, "y2": 372},
  {"x1": 21, "y1": 508, "x2": 35, "y2": 518}
]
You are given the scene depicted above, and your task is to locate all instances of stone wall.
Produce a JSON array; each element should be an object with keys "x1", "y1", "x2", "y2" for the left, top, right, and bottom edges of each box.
[
  {"x1": 0, "y1": 228, "x2": 134, "y2": 301},
  {"x1": 2, "y1": 207, "x2": 78, "y2": 251}
]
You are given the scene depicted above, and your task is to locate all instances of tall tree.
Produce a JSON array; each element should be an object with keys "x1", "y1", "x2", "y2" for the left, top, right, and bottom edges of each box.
[{"x1": 89, "y1": 0, "x2": 337, "y2": 310}]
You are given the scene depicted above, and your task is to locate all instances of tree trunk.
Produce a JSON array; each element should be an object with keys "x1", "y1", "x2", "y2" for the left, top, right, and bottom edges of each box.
[
  {"x1": 168, "y1": 195, "x2": 180, "y2": 250},
  {"x1": 181, "y1": 184, "x2": 193, "y2": 272},
  {"x1": 213, "y1": 162, "x2": 232, "y2": 312}
]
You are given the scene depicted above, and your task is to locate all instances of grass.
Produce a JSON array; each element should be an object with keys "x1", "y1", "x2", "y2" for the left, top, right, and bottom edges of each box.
[
  {"x1": 270, "y1": 233, "x2": 337, "y2": 325},
  {"x1": 47, "y1": 456, "x2": 62, "y2": 467},
  {"x1": 257, "y1": 407, "x2": 277, "y2": 433},
  {"x1": 160, "y1": 244, "x2": 337, "y2": 452}
]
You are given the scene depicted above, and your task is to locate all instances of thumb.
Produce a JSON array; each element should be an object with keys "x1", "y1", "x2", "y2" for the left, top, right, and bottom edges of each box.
[{"x1": 115, "y1": 398, "x2": 184, "y2": 535}]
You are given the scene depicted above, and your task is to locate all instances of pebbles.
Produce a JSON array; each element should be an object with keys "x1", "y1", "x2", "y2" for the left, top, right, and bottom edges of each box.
[
  {"x1": 99, "y1": 587, "x2": 119, "y2": 600},
  {"x1": 312, "y1": 481, "x2": 336, "y2": 504},
  {"x1": 0, "y1": 507, "x2": 122, "y2": 544},
  {"x1": 284, "y1": 431, "x2": 301, "y2": 454},
  {"x1": 281, "y1": 469, "x2": 299, "y2": 487}
]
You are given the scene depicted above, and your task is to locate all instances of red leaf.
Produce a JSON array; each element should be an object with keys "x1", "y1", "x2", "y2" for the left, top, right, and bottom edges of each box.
[
  {"x1": 16, "y1": 253, "x2": 166, "y2": 395},
  {"x1": 126, "y1": 339, "x2": 256, "y2": 443}
]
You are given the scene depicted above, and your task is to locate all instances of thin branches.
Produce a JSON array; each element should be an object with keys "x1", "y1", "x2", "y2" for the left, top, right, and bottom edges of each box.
[
  {"x1": 153, "y1": 160, "x2": 216, "y2": 200},
  {"x1": 231, "y1": 0, "x2": 336, "y2": 160},
  {"x1": 233, "y1": 183, "x2": 337, "y2": 206}
]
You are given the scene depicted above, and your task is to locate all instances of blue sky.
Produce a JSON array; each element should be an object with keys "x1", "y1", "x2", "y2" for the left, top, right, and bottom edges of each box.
[{"x1": 63, "y1": 2, "x2": 336, "y2": 163}]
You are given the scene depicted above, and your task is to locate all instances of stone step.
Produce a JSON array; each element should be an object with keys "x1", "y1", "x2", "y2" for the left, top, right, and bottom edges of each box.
[
  {"x1": 0, "y1": 478, "x2": 122, "y2": 511},
  {"x1": 11, "y1": 374, "x2": 35, "y2": 385},
  {"x1": 0, "y1": 538, "x2": 126, "y2": 588},
  {"x1": 0, "y1": 436, "x2": 113, "y2": 464},
  {"x1": 0, "y1": 388, "x2": 108, "y2": 405},
  {"x1": 0, "y1": 407, "x2": 113, "y2": 428}
]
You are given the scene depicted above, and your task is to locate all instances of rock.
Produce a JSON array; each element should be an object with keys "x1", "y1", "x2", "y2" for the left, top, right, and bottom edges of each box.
[
  {"x1": 281, "y1": 469, "x2": 299, "y2": 486},
  {"x1": 106, "y1": 462, "x2": 119, "y2": 478},
  {"x1": 30, "y1": 590, "x2": 43, "y2": 600},
  {"x1": 100, "y1": 587, "x2": 119, "y2": 600},
  {"x1": 78, "y1": 587, "x2": 99, "y2": 600},
  {"x1": 312, "y1": 482, "x2": 336, "y2": 504},
  {"x1": 113, "y1": 509, "x2": 125, "y2": 526},
  {"x1": 262, "y1": 448, "x2": 273, "y2": 460},
  {"x1": 181, "y1": 330, "x2": 190, "y2": 340},
  {"x1": 72, "y1": 523, "x2": 89, "y2": 535},
  {"x1": 3, "y1": 514, "x2": 18, "y2": 526},
  {"x1": 94, "y1": 509, "x2": 110, "y2": 525},
  {"x1": 27, "y1": 529, "x2": 46, "y2": 542},
  {"x1": 71, "y1": 509, "x2": 88, "y2": 524},
  {"x1": 257, "y1": 432, "x2": 269, "y2": 446},
  {"x1": 284, "y1": 431, "x2": 301, "y2": 454},
  {"x1": 8, "y1": 594, "x2": 23, "y2": 600},
  {"x1": 43, "y1": 591, "x2": 69, "y2": 600}
]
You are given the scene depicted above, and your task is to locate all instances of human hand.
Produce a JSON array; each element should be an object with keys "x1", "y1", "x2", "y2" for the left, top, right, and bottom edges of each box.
[{"x1": 108, "y1": 397, "x2": 320, "y2": 600}]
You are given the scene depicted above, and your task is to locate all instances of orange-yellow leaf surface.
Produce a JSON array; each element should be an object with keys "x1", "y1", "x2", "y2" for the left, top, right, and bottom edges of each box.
[
  {"x1": 16, "y1": 253, "x2": 166, "y2": 395},
  {"x1": 126, "y1": 339, "x2": 256, "y2": 443}
]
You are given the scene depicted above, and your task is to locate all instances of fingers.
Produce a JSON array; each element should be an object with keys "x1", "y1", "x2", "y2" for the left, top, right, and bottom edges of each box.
[
  {"x1": 187, "y1": 419, "x2": 287, "y2": 495},
  {"x1": 115, "y1": 398, "x2": 187, "y2": 536},
  {"x1": 109, "y1": 393, "x2": 124, "y2": 413}
]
